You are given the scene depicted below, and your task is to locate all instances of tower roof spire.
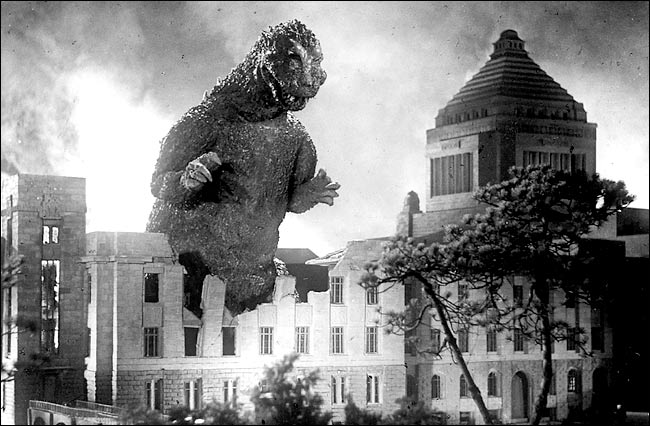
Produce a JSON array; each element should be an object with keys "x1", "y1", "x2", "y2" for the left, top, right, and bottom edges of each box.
[{"x1": 491, "y1": 29, "x2": 526, "y2": 58}]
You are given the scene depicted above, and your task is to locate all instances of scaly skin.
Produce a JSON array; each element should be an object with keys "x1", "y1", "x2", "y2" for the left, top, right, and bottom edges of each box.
[{"x1": 146, "y1": 20, "x2": 339, "y2": 315}]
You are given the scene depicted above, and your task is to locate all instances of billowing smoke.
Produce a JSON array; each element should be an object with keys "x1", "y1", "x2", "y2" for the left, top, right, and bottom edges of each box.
[{"x1": 2, "y1": 1, "x2": 647, "y2": 255}]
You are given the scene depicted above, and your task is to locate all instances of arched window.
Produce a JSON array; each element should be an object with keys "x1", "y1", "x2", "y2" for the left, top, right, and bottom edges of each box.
[
  {"x1": 460, "y1": 374, "x2": 468, "y2": 397},
  {"x1": 488, "y1": 372, "x2": 498, "y2": 396},
  {"x1": 432, "y1": 375, "x2": 441, "y2": 399},
  {"x1": 567, "y1": 369, "x2": 581, "y2": 393}
]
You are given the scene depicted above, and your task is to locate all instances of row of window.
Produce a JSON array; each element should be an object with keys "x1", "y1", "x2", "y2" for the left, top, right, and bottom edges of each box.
[
  {"x1": 523, "y1": 150, "x2": 587, "y2": 172},
  {"x1": 147, "y1": 322, "x2": 600, "y2": 359},
  {"x1": 429, "y1": 370, "x2": 580, "y2": 400},
  {"x1": 331, "y1": 375, "x2": 381, "y2": 405},
  {"x1": 410, "y1": 281, "x2": 577, "y2": 309},
  {"x1": 414, "y1": 325, "x2": 600, "y2": 356},
  {"x1": 429, "y1": 153, "x2": 474, "y2": 197},
  {"x1": 441, "y1": 105, "x2": 577, "y2": 126},
  {"x1": 426, "y1": 149, "x2": 587, "y2": 200},
  {"x1": 42, "y1": 225, "x2": 60, "y2": 244},
  {"x1": 144, "y1": 374, "x2": 381, "y2": 412},
  {"x1": 145, "y1": 378, "x2": 235, "y2": 411},
  {"x1": 442, "y1": 108, "x2": 489, "y2": 125},
  {"x1": 143, "y1": 273, "x2": 378, "y2": 307},
  {"x1": 144, "y1": 326, "x2": 381, "y2": 357},
  {"x1": 330, "y1": 277, "x2": 379, "y2": 305}
]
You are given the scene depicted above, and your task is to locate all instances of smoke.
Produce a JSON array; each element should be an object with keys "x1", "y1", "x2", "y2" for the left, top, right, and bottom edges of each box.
[{"x1": 1, "y1": 1, "x2": 647, "y2": 254}]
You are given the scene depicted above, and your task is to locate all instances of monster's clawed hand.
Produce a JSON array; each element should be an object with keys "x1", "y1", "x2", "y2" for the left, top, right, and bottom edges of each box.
[
  {"x1": 289, "y1": 169, "x2": 340, "y2": 213},
  {"x1": 180, "y1": 152, "x2": 222, "y2": 192}
]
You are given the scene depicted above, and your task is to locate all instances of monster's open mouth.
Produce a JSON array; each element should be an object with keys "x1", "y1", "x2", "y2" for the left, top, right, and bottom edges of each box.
[{"x1": 264, "y1": 65, "x2": 311, "y2": 110}]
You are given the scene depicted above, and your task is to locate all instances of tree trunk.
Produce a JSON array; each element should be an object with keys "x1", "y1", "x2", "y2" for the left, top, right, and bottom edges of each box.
[
  {"x1": 422, "y1": 282, "x2": 494, "y2": 425},
  {"x1": 531, "y1": 284, "x2": 554, "y2": 425}
]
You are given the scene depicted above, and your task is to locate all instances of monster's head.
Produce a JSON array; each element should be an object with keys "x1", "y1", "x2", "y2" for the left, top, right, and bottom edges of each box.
[{"x1": 253, "y1": 20, "x2": 327, "y2": 111}]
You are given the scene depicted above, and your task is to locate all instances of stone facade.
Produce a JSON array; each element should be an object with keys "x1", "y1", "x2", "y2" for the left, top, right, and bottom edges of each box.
[
  {"x1": 1, "y1": 174, "x2": 87, "y2": 425},
  {"x1": 395, "y1": 30, "x2": 640, "y2": 424},
  {"x1": 405, "y1": 275, "x2": 614, "y2": 424},
  {"x1": 81, "y1": 234, "x2": 404, "y2": 422}
]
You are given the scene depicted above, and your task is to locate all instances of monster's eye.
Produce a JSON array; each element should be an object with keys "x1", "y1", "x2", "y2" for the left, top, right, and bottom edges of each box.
[{"x1": 288, "y1": 52, "x2": 302, "y2": 67}]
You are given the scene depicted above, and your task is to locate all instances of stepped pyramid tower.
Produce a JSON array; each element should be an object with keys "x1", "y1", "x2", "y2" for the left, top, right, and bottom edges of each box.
[{"x1": 405, "y1": 29, "x2": 597, "y2": 237}]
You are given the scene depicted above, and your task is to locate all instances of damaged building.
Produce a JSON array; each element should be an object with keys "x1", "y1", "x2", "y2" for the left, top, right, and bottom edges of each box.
[
  {"x1": 81, "y1": 233, "x2": 404, "y2": 421},
  {"x1": 1, "y1": 174, "x2": 405, "y2": 425}
]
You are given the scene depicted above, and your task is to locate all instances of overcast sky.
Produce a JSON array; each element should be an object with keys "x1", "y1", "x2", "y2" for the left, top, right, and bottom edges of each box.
[{"x1": 2, "y1": 1, "x2": 648, "y2": 256}]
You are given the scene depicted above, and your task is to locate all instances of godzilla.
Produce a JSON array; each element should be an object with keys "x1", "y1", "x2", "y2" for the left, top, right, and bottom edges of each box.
[{"x1": 146, "y1": 20, "x2": 339, "y2": 316}]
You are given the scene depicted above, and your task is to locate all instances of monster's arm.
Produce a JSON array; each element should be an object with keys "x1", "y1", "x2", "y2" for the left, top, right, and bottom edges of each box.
[
  {"x1": 150, "y1": 108, "x2": 222, "y2": 204},
  {"x1": 287, "y1": 131, "x2": 340, "y2": 214}
]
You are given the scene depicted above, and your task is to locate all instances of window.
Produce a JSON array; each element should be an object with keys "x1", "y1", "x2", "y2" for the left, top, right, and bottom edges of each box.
[
  {"x1": 85, "y1": 327, "x2": 91, "y2": 357},
  {"x1": 87, "y1": 272, "x2": 92, "y2": 304},
  {"x1": 144, "y1": 327, "x2": 160, "y2": 357},
  {"x1": 487, "y1": 328, "x2": 497, "y2": 353},
  {"x1": 431, "y1": 329, "x2": 441, "y2": 353},
  {"x1": 295, "y1": 326, "x2": 309, "y2": 354},
  {"x1": 184, "y1": 327, "x2": 199, "y2": 356},
  {"x1": 330, "y1": 276, "x2": 344, "y2": 304},
  {"x1": 42, "y1": 225, "x2": 59, "y2": 245},
  {"x1": 223, "y1": 379, "x2": 237, "y2": 404},
  {"x1": 146, "y1": 379, "x2": 163, "y2": 411},
  {"x1": 460, "y1": 411, "x2": 473, "y2": 425},
  {"x1": 458, "y1": 283, "x2": 469, "y2": 301},
  {"x1": 488, "y1": 410, "x2": 501, "y2": 423},
  {"x1": 570, "y1": 153, "x2": 586, "y2": 172},
  {"x1": 331, "y1": 327, "x2": 344, "y2": 354},
  {"x1": 513, "y1": 285, "x2": 523, "y2": 307},
  {"x1": 458, "y1": 328, "x2": 469, "y2": 353},
  {"x1": 41, "y1": 260, "x2": 60, "y2": 353},
  {"x1": 366, "y1": 286, "x2": 378, "y2": 305},
  {"x1": 260, "y1": 327, "x2": 273, "y2": 355},
  {"x1": 404, "y1": 280, "x2": 417, "y2": 304},
  {"x1": 184, "y1": 379, "x2": 202, "y2": 410},
  {"x1": 331, "y1": 376, "x2": 346, "y2": 405},
  {"x1": 430, "y1": 152, "x2": 473, "y2": 197},
  {"x1": 550, "y1": 374, "x2": 556, "y2": 395},
  {"x1": 407, "y1": 374, "x2": 418, "y2": 399},
  {"x1": 431, "y1": 375, "x2": 442, "y2": 399},
  {"x1": 591, "y1": 327, "x2": 603, "y2": 351},
  {"x1": 459, "y1": 374, "x2": 468, "y2": 397},
  {"x1": 523, "y1": 150, "x2": 586, "y2": 173},
  {"x1": 514, "y1": 329, "x2": 524, "y2": 352},
  {"x1": 259, "y1": 379, "x2": 269, "y2": 393},
  {"x1": 405, "y1": 329, "x2": 416, "y2": 356},
  {"x1": 567, "y1": 327, "x2": 577, "y2": 351},
  {"x1": 223, "y1": 327, "x2": 236, "y2": 355},
  {"x1": 366, "y1": 375, "x2": 380, "y2": 403},
  {"x1": 2, "y1": 284, "x2": 12, "y2": 356},
  {"x1": 144, "y1": 273, "x2": 159, "y2": 303},
  {"x1": 487, "y1": 372, "x2": 498, "y2": 397},
  {"x1": 565, "y1": 291, "x2": 576, "y2": 308},
  {"x1": 365, "y1": 326, "x2": 378, "y2": 354},
  {"x1": 567, "y1": 370, "x2": 580, "y2": 393}
]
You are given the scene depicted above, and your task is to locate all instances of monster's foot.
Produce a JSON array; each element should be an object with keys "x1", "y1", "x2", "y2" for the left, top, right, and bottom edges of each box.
[{"x1": 180, "y1": 152, "x2": 222, "y2": 191}]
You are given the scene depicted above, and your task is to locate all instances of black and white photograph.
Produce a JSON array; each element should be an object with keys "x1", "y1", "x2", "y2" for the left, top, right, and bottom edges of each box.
[{"x1": 1, "y1": 2, "x2": 648, "y2": 425}]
